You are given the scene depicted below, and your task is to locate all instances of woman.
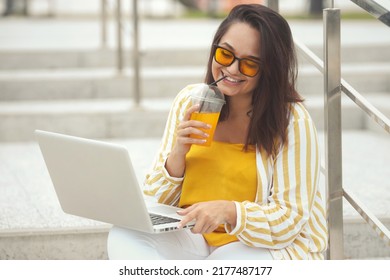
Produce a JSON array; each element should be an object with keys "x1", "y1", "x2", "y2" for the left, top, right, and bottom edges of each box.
[{"x1": 111, "y1": 4, "x2": 327, "y2": 260}]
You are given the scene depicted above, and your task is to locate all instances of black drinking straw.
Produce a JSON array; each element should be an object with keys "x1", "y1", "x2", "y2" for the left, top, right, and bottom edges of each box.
[{"x1": 209, "y1": 76, "x2": 226, "y2": 86}]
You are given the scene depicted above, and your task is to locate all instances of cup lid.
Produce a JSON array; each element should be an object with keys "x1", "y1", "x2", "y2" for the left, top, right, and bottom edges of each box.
[{"x1": 190, "y1": 84, "x2": 225, "y2": 104}]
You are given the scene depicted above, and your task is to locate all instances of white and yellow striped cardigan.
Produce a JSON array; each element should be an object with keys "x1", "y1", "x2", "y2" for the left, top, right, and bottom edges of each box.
[{"x1": 144, "y1": 84, "x2": 328, "y2": 260}]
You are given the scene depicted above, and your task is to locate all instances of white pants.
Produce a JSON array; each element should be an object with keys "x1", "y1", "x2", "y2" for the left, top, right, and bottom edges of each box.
[{"x1": 107, "y1": 226, "x2": 273, "y2": 260}]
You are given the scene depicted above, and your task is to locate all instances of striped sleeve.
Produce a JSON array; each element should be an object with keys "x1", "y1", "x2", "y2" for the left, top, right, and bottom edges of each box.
[
  {"x1": 226, "y1": 103, "x2": 321, "y2": 249},
  {"x1": 143, "y1": 85, "x2": 194, "y2": 206}
]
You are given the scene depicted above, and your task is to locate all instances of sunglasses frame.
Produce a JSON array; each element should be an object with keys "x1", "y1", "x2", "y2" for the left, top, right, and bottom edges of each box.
[{"x1": 213, "y1": 44, "x2": 261, "y2": 77}]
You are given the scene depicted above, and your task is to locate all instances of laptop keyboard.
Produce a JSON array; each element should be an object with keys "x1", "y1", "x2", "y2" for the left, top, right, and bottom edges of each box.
[{"x1": 149, "y1": 213, "x2": 180, "y2": 225}]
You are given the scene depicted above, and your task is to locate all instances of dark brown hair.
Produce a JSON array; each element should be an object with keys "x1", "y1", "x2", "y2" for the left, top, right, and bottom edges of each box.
[{"x1": 205, "y1": 4, "x2": 303, "y2": 155}]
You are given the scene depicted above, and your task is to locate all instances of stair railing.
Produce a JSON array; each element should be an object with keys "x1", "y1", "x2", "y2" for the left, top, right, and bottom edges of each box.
[
  {"x1": 350, "y1": 0, "x2": 390, "y2": 26},
  {"x1": 269, "y1": 0, "x2": 390, "y2": 259},
  {"x1": 100, "y1": 0, "x2": 141, "y2": 105}
]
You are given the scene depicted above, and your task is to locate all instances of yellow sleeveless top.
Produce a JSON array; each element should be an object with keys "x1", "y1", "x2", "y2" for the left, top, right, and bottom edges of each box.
[{"x1": 179, "y1": 141, "x2": 257, "y2": 247}]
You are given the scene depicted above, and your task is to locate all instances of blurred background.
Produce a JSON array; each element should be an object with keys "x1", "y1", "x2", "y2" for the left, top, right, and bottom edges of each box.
[
  {"x1": 0, "y1": 0, "x2": 370, "y2": 18},
  {"x1": 0, "y1": 0, "x2": 389, "y2": 260}
]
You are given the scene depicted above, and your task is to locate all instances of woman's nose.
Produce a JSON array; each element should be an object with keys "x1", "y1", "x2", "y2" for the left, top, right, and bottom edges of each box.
[{"x1": 226, "y1": 59, "x2": 241, "y2": 75}]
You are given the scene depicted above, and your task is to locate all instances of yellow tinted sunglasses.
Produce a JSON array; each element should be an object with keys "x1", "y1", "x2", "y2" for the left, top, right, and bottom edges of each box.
[{"x1": 214, "y1": 45, "x2": 261, "y2": 77}]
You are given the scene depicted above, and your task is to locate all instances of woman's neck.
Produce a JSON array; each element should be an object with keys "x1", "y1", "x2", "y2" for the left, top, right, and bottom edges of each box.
[
  {"x1": 215, "y1": 94, "x2": 252, "y2": 144},
  {"x1": 227, "y1": 95, "x2": 252, "y2": 120}
]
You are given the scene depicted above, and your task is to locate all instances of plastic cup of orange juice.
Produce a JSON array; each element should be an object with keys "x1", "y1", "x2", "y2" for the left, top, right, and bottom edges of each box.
[{"x1": 190, "y1": 84, "x2": 225, "y2": 146}]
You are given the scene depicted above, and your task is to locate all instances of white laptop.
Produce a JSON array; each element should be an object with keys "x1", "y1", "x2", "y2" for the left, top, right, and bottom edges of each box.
[{"x1": 35, "y1": 130, "x2": 194, "y2": 233}]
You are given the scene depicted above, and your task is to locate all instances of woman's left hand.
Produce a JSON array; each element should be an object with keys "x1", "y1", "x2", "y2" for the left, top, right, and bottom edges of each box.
[{"x1": 177, "y1": 200, "x2": 236, "y2": 234}]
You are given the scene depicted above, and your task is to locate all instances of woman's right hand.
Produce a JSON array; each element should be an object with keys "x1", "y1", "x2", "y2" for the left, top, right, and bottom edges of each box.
[
  {"x1": 173, "y1": 104, "x2": 211, "y2": 155},
  {"x1": 164, "y1": 104, "x2": 210, "y2": 178}
]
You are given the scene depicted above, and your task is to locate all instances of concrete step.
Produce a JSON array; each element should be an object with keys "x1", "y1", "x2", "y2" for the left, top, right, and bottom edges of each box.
[
  {"x1": 0, "y1": 48, "x2": 209, "y2": 70},
  {"x1": 297, "y1": 44, "x2": 390, "y2": 64},
  {"x1": 343, "y1": 217, "x2": 390, "y2": 259},
  {"x1": 0, "y1": 227, "x2": 110, "y2": 260},
  {"x1": 0, "y1": 67, "x2": 202, "y2": 101},
  {"x1": 298, "y1": 63, "x2": 390, "y2": 96},
  {"x1": 0, "y1": 64, "x2": 389, "y2": 101},
  {"x1": 0, "y1": 94, "x2": 389, "y2": 142},
  {"x1": 0, "y1": 98, "x2": 171, "y2": 142},
  {"x1": 1, "y1": 44, "x2": 389, "y2": 70},
  {"x1": 305, "y1": 93, "x2": 390, "y2": 131},
  {"x1": 0, "y1": 132, "x2": 389, "y2": 259}
]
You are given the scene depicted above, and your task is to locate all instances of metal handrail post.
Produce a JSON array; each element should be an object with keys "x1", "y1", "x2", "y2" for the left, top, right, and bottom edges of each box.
[
  {"x1": 132, "y1": 0, "x2": 141, "y2": 105},
  {"x1": 324, "y1": 8, "x2": 344, "y2": 260},
  {"x1": 267, "y1": 0, "x2": 279, "y2": 12},
  {"x1": 116, "y1": 0, "x2": 123, "y2": 72},
  {"x1": 101, "y1": 0, "x2": 108, "y2": 49},
  {"x1": 48, "y1": 0, "x2": 55, "y2": 17},
  {"x1": 24, "y1": 0, "x2": 29, "y2": 16}
]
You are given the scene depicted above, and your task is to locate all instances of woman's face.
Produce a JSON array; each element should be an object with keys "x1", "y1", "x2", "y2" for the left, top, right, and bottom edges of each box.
[{"x1": 212, "y1": 22, "x2": 261, "y2": 98}]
